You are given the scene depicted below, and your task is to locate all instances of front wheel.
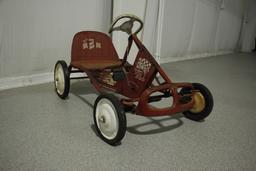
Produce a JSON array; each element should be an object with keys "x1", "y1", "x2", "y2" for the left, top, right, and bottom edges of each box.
[
  {"x1": 182, "y1": 83, "x2": 214, "y2": 121},
  {"x1": 93, "y1": 94, "x2": 127, "y2": 145}
]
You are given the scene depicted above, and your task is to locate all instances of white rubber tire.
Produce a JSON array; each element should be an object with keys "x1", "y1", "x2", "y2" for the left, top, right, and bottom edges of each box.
[{"x1": 93, "y1": 94, "x2": 126, "y2": 145}]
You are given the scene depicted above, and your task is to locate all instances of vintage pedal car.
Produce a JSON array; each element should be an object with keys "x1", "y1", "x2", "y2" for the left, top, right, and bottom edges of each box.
[{"x1": 54, "y1": 14, "x2": 214, "y2": 145}]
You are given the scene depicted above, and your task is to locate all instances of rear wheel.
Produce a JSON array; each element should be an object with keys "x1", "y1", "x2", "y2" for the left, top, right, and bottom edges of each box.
[
  {"x1": 54, "y1": 60, "x2": 70, "y2": 99},
  {"x1": 182, "y1": 83, "x2": 213, "y2": 121},
  {"x1": 93, "y1": 94, "x2": 127, "y2": 145}
]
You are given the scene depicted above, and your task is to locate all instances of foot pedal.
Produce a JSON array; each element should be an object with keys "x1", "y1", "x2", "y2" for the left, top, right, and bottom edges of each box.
[
  {"x1": 180, "y1": 95, "x2": 192, "y2": 104},
  {"x1": 112, "y1": 69, "x2": 125, "y2": 81}
]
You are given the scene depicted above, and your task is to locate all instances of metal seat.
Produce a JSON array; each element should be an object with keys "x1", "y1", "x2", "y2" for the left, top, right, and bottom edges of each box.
[
  {"x1": 71, "y1": 31, "x2": 121, "y2": 70},
  {"x1": 71, "y1": 59, "x2": 122, "y2": 70}
]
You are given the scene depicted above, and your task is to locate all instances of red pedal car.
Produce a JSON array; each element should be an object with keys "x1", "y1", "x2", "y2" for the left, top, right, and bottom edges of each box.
[{"x1": 54, "y1": 14, "x2": 213, "y2": 145}]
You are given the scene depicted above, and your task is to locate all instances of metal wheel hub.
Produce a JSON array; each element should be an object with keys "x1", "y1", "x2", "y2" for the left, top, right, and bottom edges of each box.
[
  {"x1": 190, "y1": 92, "x2": 205, "y2": 113},
  {"x1": 96, "y1": 99, "x2": 118, "y2": 139},
  {"x1": 54, "y1": 64, "x2": 65, "y2": 94}
]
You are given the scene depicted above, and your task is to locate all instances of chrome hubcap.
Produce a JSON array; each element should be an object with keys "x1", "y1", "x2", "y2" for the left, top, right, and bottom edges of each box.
[
  {"x1": 54, "y1": 64, "x2": 65, "y2": 95},
  {"x1": 96, "y1": 99, "x2": 118, "y2": 139}
]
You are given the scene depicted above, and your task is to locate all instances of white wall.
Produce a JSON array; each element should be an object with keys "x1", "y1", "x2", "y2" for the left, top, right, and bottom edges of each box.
[
  {"x1": 241, "y1": 0, "x2": 256, "y2": 52},
  {"x1": 160, "y1": 0, "x2": 244, "y2": 62},
  {"x1": 0, "y1": 0, "x2": 111, "y2": 80},
  {"x1": 0, "y1": 0, "x2": 248, "y2": 90},
  {"x1": 112, "y1": 0, "x2": 245, "y2": 63}
]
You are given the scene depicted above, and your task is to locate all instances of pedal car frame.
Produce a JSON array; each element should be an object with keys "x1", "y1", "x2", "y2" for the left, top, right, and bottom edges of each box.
[{"x1": 54, "y1": 14, "x2": 213, "y2": 145}]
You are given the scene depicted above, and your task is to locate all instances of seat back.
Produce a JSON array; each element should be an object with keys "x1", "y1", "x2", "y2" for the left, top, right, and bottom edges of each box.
[{"x1": 71, "y1": 31, "x2": 119, "y2": 62}]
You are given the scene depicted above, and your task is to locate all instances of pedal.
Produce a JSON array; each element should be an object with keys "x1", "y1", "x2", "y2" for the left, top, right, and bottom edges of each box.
[
  {"x1": 180, "y1": 95, "x2": 192, "y2": 104},
  {"x1": 112, "y1": 69, "x2": 125, "y2": 81}
]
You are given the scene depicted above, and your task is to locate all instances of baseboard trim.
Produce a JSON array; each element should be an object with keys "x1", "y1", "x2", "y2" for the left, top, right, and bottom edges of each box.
[
  {"x1": 0, "y1": 51, "x2": 233, "y2": 91},
  {"x1": 160, "y1": 51, "x2": 233, "y2": 63},
  {"x1": 0, "y1": 72, "x2": 53, "y2": 91}
]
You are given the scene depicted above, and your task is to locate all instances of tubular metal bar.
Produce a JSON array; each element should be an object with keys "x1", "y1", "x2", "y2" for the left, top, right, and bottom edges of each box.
[
  {"x1": 70, "y1": 76, "x2": 89, "y2": 80},
  {"x1": 70, "y1": 70, "x2": 84, "y2": 73},
  {"x1": 155, "y1": 76, "x2": 161, "y2": 85}
]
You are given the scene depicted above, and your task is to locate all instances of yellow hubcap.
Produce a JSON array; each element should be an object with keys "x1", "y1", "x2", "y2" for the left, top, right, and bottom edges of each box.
[{"x1": 190, "y1": 92, "x2": 205, "y2": 113}]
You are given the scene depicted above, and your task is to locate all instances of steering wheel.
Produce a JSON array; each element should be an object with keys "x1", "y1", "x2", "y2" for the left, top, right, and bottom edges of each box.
[{"x1": 109, "y1": 14, "x2": 144, "y2": 35}]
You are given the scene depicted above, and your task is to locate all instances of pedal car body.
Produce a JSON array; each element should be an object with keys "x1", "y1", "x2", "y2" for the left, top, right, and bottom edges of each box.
[{"x1": 54, "y1": 14, "x2": 213, "y2": 145}]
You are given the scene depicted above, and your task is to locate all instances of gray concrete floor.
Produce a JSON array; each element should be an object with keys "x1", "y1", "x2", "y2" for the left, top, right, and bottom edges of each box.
[{"x1": 0, "y1": 53, "x2": 256, "y2": 170}]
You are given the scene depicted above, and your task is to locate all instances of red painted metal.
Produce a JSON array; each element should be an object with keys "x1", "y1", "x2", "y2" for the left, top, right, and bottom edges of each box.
[
  {"x1": 71, "y1": 31, "x2": 119, "y2": 62},
  {"x1": 69, "y1": 31, "x2": 195, "y2": 117},
  {"x1": 136, "y1": 83, "x2": 194, "y2": 116}
]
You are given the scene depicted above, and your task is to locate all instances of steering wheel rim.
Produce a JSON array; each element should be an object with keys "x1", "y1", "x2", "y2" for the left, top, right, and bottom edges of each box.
[{"x1": 109, "y1": 14, "x2": 144, "y2": 35}]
